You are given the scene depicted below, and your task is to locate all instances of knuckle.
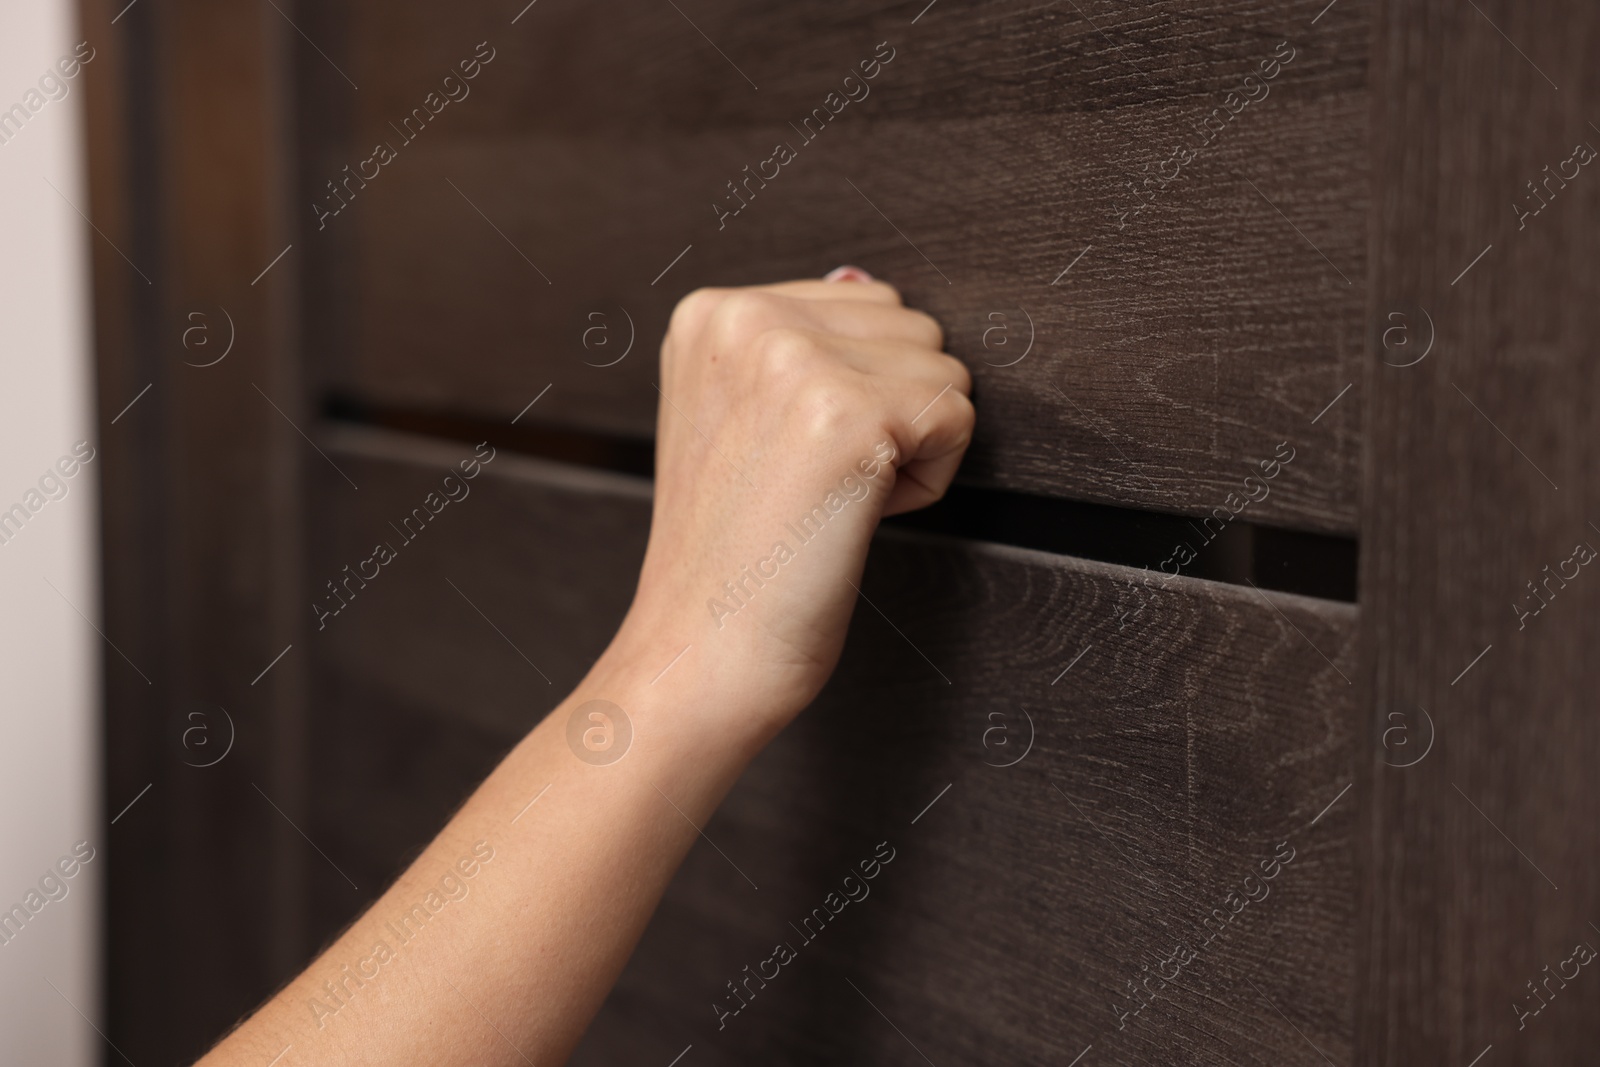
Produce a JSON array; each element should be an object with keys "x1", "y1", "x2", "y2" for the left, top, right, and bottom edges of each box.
[
  {"x1": 909, "y1": 308, "x2": 945, "y2": 349},
  {"x1": 942, "y1": 390, "x2": 976, "y2": 447},
  {"x1": 670, "y1": 286, "x2": 719, "y2": 326},
  {"x1": 794, "y1": 388, "x2": 851, "y2": 440},
  {"x1": 752, "y1": 326, "x2": 823, "y2": 384},
  {"x1": 942, "y1": 353, "x2": 973, "y2": 395},
  {"x1": 667, "y1": 287, "x2": 726, "y2": 344},
  {"x1": 862, "y1": 279, "x2": 904, "y2": 305},
  {"x1": 788, "y1": 377, "x2": 865, "y2": 443},
  {"x1": 708, "y1": 291, "x2": 785, "y2": 354}
]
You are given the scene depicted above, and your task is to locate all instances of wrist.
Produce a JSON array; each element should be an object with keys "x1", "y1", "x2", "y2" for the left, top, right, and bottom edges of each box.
[{"x1": 571, "y1": 614, "x2": 782, "y2": 769}]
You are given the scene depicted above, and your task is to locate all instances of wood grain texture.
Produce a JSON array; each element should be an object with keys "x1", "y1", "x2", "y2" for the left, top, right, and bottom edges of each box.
[
  {"x1": 308, "y1": 426, "x2": 1358, "y2": 1065},
  {"x1": 297, "y1": 0, "x2": 1370, "y2": 533},
  {"x1": 1358, "y1": 0, "x2": 1600, "y2": 1063}
]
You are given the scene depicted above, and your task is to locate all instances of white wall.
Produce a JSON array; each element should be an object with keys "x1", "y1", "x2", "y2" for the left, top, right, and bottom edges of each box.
[{"x1": 0, "y1": 1, "x2": 102, "y2": 1065}]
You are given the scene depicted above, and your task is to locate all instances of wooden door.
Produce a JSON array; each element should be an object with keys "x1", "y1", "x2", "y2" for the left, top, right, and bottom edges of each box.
[{"x1": 79, "y1": 0, "x2": 1598, "y2": 1064}]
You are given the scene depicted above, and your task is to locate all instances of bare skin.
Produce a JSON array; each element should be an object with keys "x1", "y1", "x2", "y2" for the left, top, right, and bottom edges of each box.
[{"x1": 198, "y1": 269, "x2": 975, "y2": 1066}]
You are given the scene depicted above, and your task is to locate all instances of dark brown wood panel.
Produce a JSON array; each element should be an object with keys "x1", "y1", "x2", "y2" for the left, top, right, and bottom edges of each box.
[
  {"x1": 307, "y1": 425, "x2": 1358, "y2": 1066},
  {"x1": 1359, "y1": 1, "x2": 1600, "y2": 1064},
  {"x1": 82, "y1": 0, "x2": 314, "y2": 1063},
  {"x1": 297, "y1": 0, "x2": 1370, "y2": 533}
]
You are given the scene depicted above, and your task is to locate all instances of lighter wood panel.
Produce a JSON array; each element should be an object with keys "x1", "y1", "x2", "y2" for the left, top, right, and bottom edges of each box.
[{"x1": 307, "y1": 425, "x2": 1357, "y2": 1065}]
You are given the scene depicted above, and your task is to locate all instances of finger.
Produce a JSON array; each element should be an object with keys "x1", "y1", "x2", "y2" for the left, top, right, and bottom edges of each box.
[
  {"x1": 786, "y1": 303, "x2": 945, "y2": 351},
  {"x1": 858, "y1": 374, "x2": 976, "y2": 516},
  {"x1": 749, "y1": 277, "x2": 903, "y2": 306},
  {"x1": 884, "y1": 448, "x2": 968, "y2": 516},
  {"x1": 823, "y1": 334, "x2": 969, "y2": 394}
]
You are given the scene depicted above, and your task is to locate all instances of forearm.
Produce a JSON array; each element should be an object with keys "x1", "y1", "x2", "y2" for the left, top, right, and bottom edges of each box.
[
  {"x1": 197, "y1": 272, "x2": 973, "y2": 1065},
  {"x1": 201, "y1": 623, "x2": 761, "y2": 1066}
]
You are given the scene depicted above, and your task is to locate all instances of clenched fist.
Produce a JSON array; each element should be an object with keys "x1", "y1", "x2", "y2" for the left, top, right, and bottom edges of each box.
[{"x1": 603, "y1": 269, "x2": 975, "y2": 748}]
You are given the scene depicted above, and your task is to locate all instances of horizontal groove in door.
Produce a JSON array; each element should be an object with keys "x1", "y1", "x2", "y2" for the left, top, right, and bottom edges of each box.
[{"x1": 323, "y1": 397, "x2": 1357, "y2": 603}]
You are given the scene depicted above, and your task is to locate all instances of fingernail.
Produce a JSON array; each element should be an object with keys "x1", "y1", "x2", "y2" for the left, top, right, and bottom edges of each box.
[{"x1": 824, "y1": 265, "x2": 874, "y2": 283}]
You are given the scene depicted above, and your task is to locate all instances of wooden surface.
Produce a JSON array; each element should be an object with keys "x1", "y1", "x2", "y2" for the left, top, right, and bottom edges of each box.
[
  {"x1": 310, "y1": 426, "x2": 1358, "y2": 1066},
  {"x1": 1358, "y1": 1, "x2": 1600, "y2": 1064},
  {"x1": 80, "y1": 0, "x2": 1600, "y2": 1061},
  {"x1": 298, "y1": 0, "x2": 1369, "y2": 533},
  {"x1": 81, "y1": 0, "x2": 313, "y2": 1063}
]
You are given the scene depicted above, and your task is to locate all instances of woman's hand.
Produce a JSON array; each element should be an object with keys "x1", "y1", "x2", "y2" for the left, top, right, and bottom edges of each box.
[
  {"x1": 196, "y1": 272, "x2": 973, "y2": 1067},
  {"x1": 603, "y1": 270, "x2": 975, "y2": 747}
]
